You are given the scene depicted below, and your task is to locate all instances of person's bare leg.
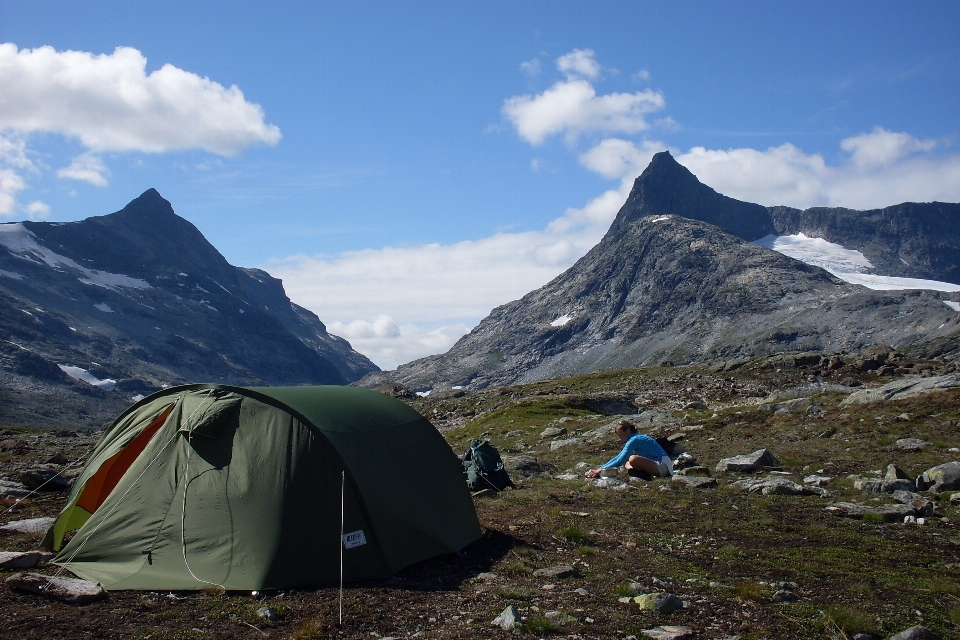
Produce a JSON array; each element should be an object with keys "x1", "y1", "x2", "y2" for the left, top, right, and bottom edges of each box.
[{"x1": 625, "y1": 455, "x2": 661, "y2": 476}]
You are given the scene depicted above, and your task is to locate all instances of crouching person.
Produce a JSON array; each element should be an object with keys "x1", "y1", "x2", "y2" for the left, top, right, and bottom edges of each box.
[{"x1": 585, "y1": 420, "x2": 673, "y2": 480}]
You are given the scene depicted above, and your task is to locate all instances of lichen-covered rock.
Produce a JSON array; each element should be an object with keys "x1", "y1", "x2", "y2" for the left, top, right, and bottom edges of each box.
[
  {"x1": 916, "y1": 461, "x2": 960, "y2": 493},
  {"x1": 492, "y1": 605, "x2": 521, "y2": 630},
  {"x1": 672, "y1": 475, "x2": 717, "y2": 489},
  {"x1": 888, "y1": 625, "x2": 942, "y2": 640},
  {"x1": 634, "y1": 592, "x2": 684, "y2": 614}
]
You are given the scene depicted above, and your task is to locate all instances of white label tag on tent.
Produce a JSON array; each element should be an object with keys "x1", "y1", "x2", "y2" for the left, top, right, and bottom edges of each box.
[{"x1": 342, "y1": 530, "x2": 367, "y2": 549}]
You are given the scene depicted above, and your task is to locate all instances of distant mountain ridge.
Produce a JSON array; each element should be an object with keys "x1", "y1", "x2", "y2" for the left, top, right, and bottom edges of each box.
[
  {"x1": 0, "y1": 189, "x2": 378, "y2": 428},
  {"x1": 360, "y1": 152, "x2": 960, "y2": 391}
]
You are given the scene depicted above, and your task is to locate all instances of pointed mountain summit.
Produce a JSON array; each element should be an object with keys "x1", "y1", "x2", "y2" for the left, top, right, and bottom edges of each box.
[
  {"x1": 0, "y1": 190, "x2": 378, "y2": 428},
  {"x1": 361, "y1": 156, "x2": 960, "y2": 391},
  {"x1": 607, "y1": 151, "x2": 774, "y2": 241}
]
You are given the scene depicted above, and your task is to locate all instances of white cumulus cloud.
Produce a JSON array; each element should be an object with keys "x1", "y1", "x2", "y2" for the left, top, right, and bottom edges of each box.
[
  {"x1": 503, "y1": 49, "x2": 665, "y2": 146},
  {"x1": 0, "y1": 44, "x2": 281, "y2": 155},
  {"x1": 57, "y1": 153, "x2": 109, "y2": 187},
  {"x1": 25, "y1": 201, "x2": 50, "y2": 220},
  {"x1": 556, "y1": 48, "x2": 601, "y2": 79},
  {"x1": 841, "y1": 126, "x2": 937, "y2": 168}
]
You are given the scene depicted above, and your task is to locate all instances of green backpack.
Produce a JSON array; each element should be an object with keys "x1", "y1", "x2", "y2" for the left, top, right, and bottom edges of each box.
[{"x1": 462, "y1": 440, "x2": 515, "y2": 492}]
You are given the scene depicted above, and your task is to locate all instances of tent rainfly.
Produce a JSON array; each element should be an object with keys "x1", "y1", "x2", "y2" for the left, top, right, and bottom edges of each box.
[{"x1": 41, "y1": 384, "x2": 481, "y2": 590}]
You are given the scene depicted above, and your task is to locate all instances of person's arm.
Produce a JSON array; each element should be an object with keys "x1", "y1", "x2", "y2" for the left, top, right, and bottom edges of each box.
[{"x1": 600, "y1": 436, "x2": 636, "y2": 469}]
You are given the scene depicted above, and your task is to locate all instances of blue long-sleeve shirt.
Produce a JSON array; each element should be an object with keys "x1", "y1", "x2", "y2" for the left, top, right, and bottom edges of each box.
[{"x1": 600, "y1": 434, "x2": 668, "y2": 469}]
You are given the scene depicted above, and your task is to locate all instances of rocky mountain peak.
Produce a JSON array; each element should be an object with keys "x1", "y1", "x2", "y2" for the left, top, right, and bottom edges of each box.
[{"x1": 607, "y1": 151, "x2": 775, "y2": 242}]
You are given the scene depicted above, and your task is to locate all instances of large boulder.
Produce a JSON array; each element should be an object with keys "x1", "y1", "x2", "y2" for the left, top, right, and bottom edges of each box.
[{"x1": 916, "y1": 461, "x2": 960, "y2": 493}]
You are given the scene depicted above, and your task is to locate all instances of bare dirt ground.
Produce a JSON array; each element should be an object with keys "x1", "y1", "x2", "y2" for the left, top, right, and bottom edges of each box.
[{"x1": 1, "y1": 349, "x2": 959, "y2": 639}]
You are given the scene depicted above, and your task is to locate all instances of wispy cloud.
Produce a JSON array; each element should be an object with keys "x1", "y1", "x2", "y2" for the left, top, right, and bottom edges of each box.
[{"x1": 57, "y1": 153, "x2": 109, "y2": 187}]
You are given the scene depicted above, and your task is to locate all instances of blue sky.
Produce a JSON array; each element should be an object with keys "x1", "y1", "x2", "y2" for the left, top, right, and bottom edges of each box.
[{"x1": 2, "y1": 1, "x2": 960, "y2": 368}]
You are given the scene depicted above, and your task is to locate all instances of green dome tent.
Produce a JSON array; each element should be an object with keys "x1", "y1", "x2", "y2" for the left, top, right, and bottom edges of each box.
[{"x1": 41, "y1": 385, "x2": 481, "y2": 591}]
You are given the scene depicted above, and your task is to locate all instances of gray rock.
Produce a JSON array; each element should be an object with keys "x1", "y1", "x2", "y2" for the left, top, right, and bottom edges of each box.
[
  {"x1": 881, "y1": 479, "x2": 916, "y2": 493},
  {"x1": 19, "y1": 468, "x2": 70, "y2": 491},
  {"x1": 256, "y1": 607, "x2": 278, "y2": 622},
  {"x1": 492, "y1": 604, "x2": 521, "y2": 630},
  {"x1": 672, "y1": 452, "x2": 698, "y2": 470},
  {"x1": 888, "y1": 626, "x2": 942, "y2": 640},
  {"x1": 916, "y1": 461, "x2": 960, "y2": 493},
  {"x1": 771, "y1": 589, "x2": 798, "y2": 602},
  {"x1": 641, "y1": 626, "x2": 694, "y2": 640},
  {"x1": 825, "y1": 502, "x2": 916, "y2": 522},
  {"x1": 504, "y1": 430, "x2": 525, "y2": 438},
  {"x1": 896, "y1": 438, "x2": 931, "y2": 452},
  {"x1": 840, "y1": 374, "x2": 960, "y2": 406},
  {"x1": 950, "y1": 492, "x2": 960, "y2": 505},
  {"x1": 885, "y1": 464, "x2": 911, "y2": 481},
  {"x1": 852, "y1": 634, "x2": 877, "y2": 640},
  {"x1": 803, "y1": 474, "x2": 833, "y2": 487},
  {"x1": 549, "y1": 438, "x2": 582, "y2": 451},
  {"x1": 540, "y1": 426, "x2": 567, "y2": 438},
  {"x1": 501, "y1": 455, "x2": 553, "y2": 476},
  {"x1": 672, "y1": 475, "x2": 717, "y2": 489},
  {"x1": 5, "y1": 572, "x2": 107, "y2": 604},
  {"x1": 731, "y1": 476, "x2": 828, "y2": 497},
  {"x1": 0, "y1": 551, "x2": 46, "y2": 570},
  {"x1": 674, "y1": 465, "x2": 711, "y2": 477},
  {"x1": 0, "y1": 517, "x2": 55, "y2": 534},
  {"x1": 0, "y1": 480, "x2": 30, "y2": 499},
  {"x1": 715, "y1": 449, "x2": 775, "y2": 473},
  {"x1": 855, "y1": 478, "x2": 884, "y2": 493},
  {"x1": 533, "y1": 565, "x2": 578, "y2": 579},
  {"x1": 634, "y1": 592, "x2": 683, "y2": 614}
]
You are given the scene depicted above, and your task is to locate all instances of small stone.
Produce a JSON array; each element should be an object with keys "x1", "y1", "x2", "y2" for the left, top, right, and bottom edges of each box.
[
  {"x1": 671, "y1": 475, "x2": 717, "y2": 489},
  {"x1": 5, "y1": 572, "x2": 106, "y2": 604},
  {"x1": 540, "y1": 583, "x2": 556, "y2": 590},
  {"x1": 715, "y1": 449, "x2": 775, "y2": 473},
  {"x1": 550, "y1": 438, "x2": 582, "y2": 451},
  {"x1": 674, "y1": 466, "x2": 711, "y2": 477},
  {"x1": 574, "y1": 587, "x2": 589, "y2": 596},
  {"x1": 0, "y1": 551, "x2": 44, "y2": 570},
  {"x1": 851, "y1": 634, "x2": 877, "y2": 640},
  {"x1": 492, "y1": 605, "x2": 520, "y2": 630},
  {"x1": 888, "y1": 625, "x2": 942, "y2": 640},
  {"x1": 255, "y1": 607, "x2": 278, "y2": 622},
  {"x1": 771, "y1": 589, "x2": 798, "y2": 603},
  {"x1": 634, "y1": 592, "x2": 684, "y2": 614},
  {"x1": 641, "y1": 626, "x2": 694, "y2": 640},
  {"x1": 533, "y1": 565, "x2": 578, "y2": 579},
  {"x1": 540, "y1": 426, "x2": 567, "y2": 438},
  {"x1": 904, "y1": 515, "x2": 917, "y2": 524},
  {"x1": 949, "y1": 492, "x2": 960, "y2": 505},
  {"x1": 504, "y1": 430, "x2": 525, "y2": 437},
  {"x1": 0, "y1": 517, "x2": 55, "y2": 534}
]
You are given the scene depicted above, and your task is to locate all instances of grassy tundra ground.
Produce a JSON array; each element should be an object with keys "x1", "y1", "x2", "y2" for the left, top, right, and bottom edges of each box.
[{"x1": 1, "y1": 352, "x2": 959, "y2": 639}]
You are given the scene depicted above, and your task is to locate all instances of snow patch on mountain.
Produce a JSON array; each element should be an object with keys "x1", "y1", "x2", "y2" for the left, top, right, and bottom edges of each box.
[
  {"x1": 58, "y1": 365, "x2": 116, "y2": 389},
  {"x1": 550, "y1": 314, "x2": 572, "y2": 327},
  {"x1": 0, "y1": 223, "x2": 151, "y2": 290},
  {"x1": 754, "y1": 233, "x2": 960, "y2": 293}
]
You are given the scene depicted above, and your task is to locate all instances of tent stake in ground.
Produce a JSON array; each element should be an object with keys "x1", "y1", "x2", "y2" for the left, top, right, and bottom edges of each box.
[{"x1": 42, "y1": 385, "x2": 481, "y2": 591}]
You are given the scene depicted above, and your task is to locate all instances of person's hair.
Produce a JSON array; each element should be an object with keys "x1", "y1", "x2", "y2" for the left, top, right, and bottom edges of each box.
[{"x1": 616, "y1": 420, "x2": 638, "y2": 434}]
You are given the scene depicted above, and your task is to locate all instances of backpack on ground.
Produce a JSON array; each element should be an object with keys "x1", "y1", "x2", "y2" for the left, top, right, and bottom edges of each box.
[{"x1": 462, "y1": 439, "x2": 515, "y2": 492}]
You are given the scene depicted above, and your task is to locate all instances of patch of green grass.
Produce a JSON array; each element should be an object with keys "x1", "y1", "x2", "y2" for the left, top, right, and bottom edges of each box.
[
  {"x1": 615, "y1": 584, "x2": 639, "y2": 597},
  {"x1": 576, "y1": 545, "x2": 595, "y2": 556},
  {"x1": 557, "y1": 525, "x2": 592, "y2": 545},
  {"x1": 523, "y1": 617, "x2": 559, "y2": 635},
  {"x1": 496, "y1": 585, "x2": 535, "y2": 600},
  {"x1": 822, "y1": 606, "x2": 879, "y2": 637},
  {"x1": 716, "y1": 543, "x2": 740, "y2": 562},
  {"x1": 862, "y1": 512, "x2": 884, "y2": 524},
  {"x1": 949, "y1": 605, "x2": 960, "y2": 626},
  {"x1": 734, "y1": 580, "x2": 765, "y2": 601}
]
